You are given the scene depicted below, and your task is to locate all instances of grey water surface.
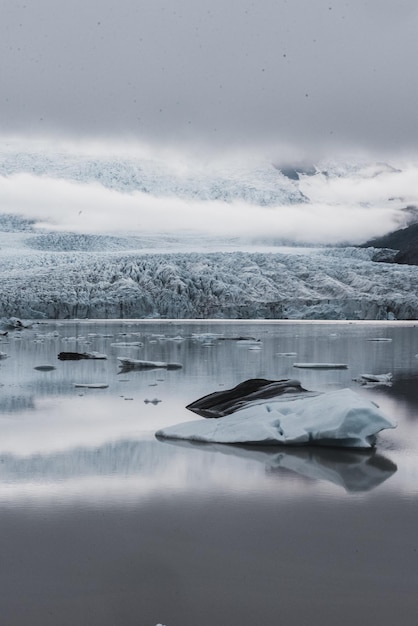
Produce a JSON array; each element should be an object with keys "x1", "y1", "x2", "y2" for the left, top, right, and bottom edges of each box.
[{"x1": 0, "y1": 320, "x2": 417, "y2": 626}]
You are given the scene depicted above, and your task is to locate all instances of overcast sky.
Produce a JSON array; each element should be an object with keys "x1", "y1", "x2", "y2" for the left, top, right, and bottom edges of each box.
[{"x1": 1, "y1": 0, "x2": 418, "y2": 157}]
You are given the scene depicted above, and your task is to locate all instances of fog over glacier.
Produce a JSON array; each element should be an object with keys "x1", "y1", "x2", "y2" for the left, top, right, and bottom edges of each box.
[{"x1": 0, "y1": 144, "x2": 417, "y2": 244}]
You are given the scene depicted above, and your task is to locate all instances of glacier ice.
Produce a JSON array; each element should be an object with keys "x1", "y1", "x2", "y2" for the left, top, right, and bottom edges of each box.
[
  {"x1": 156, "y1": 388, "x2": 396, "y2": 448},
  {"x1": 1, "y1": 149, "x2": 418, "y2": 321},
  {"x1": 1, "y1": 245, "x2": 418, "y2": 320}
]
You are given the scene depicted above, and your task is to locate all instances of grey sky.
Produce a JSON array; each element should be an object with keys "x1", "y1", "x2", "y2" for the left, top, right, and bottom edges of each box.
[{"x1": 1, "y1": 0, "x2": 418, "y2": 156}]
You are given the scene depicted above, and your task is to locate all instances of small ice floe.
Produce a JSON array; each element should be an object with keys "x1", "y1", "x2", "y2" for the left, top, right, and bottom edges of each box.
[
  {"x1": 0, "y1": 331, "x2": 8, "y2": 337},
  {"x1": 276, "y1": 352, "x2": 298, "y2": 357},
  {"x1": 118, "y1": 358, "x2": 183, "y2": 372},
  {"x1": 168, "y1": 335, "x2": 185, "y2": 343},
  {"x1": 58, "y1": 351, "x2": 108, "y2": 360},
  {"x1": 34, "y1": 365, "x2": 56, "y2": 372},
  {"x1": 367, "y1": 337, "x2": 392, "y2": 342},
  {"x1": 236, "y1": 339, "x2": 263, "y2": 347},
  {"x1": 5, "y1": 317, "x2": 33, "y2": 330},
  {"x1": 293, "y1": 362, "x2": 348, "y2": 369},
  {"x1": 34, "y1": 331, "x2": 60, "y2": 340},
  {"x1": 157, "y1": 385, "x2": 395, "y2": 449},
  {"x1": 73, "y1": 383, "x2": 109, "y2": 389},
  {"x1": 110, "y1": 341, "x2": 144, "y2": 347},
  {"x1": 144, "y1": 398, "x2": 162, "y2": 404},
  {"x1": 218, "y1": 336, "x2": 257, "y2": 342},
  {"x1": 354, "y1": 373, "x2": 393, "y2": 386},
  {"x1": 192, "y1": 333, "x2": 222, "y2": 342},
  {"x1": 0, "y1": 351, "x2": 9, "y2": 359}
]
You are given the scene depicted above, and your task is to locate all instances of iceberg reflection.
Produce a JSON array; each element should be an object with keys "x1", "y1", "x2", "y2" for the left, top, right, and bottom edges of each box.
[{"x1": 159, "y1": 439, "x2": 397, "y2": 493}]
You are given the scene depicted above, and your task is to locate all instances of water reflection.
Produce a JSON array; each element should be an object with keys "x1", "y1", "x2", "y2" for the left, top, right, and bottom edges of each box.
[
  {"x1": 1, "y1": 319, "x2": 418, "y2": 498},
  {"x1": 159, "y1": 439, "x2": 397, "y2": 493}
]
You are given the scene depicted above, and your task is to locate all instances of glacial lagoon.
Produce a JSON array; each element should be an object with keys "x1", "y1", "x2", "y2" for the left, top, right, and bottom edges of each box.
[{"x1": 0, "y1": 320, "x2": 418, "y2": 626}]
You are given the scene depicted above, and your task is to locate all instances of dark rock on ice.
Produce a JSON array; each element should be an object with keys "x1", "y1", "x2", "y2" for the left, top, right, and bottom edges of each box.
[
  {"x1": 186, "y1": 378, "x2": 310, "y2": 418},
  {"x1": 58, "y1": 351, "x2": 108, "y2": 360}
]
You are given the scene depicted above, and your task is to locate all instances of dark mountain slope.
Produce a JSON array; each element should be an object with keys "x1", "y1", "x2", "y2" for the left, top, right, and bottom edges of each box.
[{"x1": 361, "y1": 223, "x2": 418, "y2": 265}]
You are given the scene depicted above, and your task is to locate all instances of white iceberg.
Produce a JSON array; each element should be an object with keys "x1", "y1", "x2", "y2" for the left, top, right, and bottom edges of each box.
[
  {"x1": 118, "y1": 357, "x2": 182, "y2": 371},
  {"x1": 73, "y1": 383, "x2": 109, "y2": 389},
  {"x1": 156, "y1": 389, "x2": 395, "y2": 449}
]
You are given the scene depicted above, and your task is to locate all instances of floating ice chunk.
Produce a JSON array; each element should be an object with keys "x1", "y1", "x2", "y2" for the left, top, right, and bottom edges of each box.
[
  {"x1": 236, "y1": 339, "x2": 263, "y2": 346},
  {"x1": 157, "y1": 389, "x2": 395, "y2": 448},
  {"x1": 144, "y1": 398, "x2": 162, "y2": 404},
  {"x1": 0, "y1": 351, "x2": 8, "y2": 359},
  {"x1": 73, "y1": 383, "x2": 109, "y2": 389},
  {"x1": 118, "y1": 357, "x2": 182, "y2": 371},
  {"x1": 367, "y1": 337, "x2": 392, "y2": 342},
  {"x1": 5, "y1": 317, "x2": 33, "y2": 329},
  {"x1": 293, "y1": 362, "x2": 348, "y2": 369},
  {"x1": 354, "y1": 373, "x2": 393, "y2": 385},
  {"x1": 192, "y1": 333, "x2": 223, "y2": 342},
  {"x1": 58, "y1": 351, "x2": 108, "y2": 360},
  {"x1": 276, "y1": 352, "x2": 298, "y2": 357},
  {"x1": 110, "y1": 341, "x2": 144, "y2": 347}
]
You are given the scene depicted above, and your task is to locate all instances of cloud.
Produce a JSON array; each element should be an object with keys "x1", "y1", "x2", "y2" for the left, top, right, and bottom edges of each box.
[
  {"x1": 0, "y1": 169, "x2": 411, "y2": 245},
  {"x1": 1, "y1": 0, "x2": 418, "y2": 155}
]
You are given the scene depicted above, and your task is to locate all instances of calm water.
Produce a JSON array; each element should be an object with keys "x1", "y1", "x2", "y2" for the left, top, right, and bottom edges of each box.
[{"x1": 0, "y1": 320, "x2": 417, "y2": 626}]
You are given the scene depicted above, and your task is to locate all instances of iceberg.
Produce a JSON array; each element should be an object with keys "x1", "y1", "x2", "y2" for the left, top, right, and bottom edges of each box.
[
  {"x1": 73, "y1": 383, "x2": 109, "y2": 389},
  {"x1": 156, "y1": 388, "x2": 396, "y2": 448},
  {"x1": 293, "y1": 362, "x2": 348, "y2": 369},
  {"x1": 58, "y1": 351, "x2": 108, "y2": 360},
  {"x1": 117, "y1": 357, "x2": 182, "y2": 371},
  {"x1": 354, "y1": 373, "x2": 393, "y2": 386}
]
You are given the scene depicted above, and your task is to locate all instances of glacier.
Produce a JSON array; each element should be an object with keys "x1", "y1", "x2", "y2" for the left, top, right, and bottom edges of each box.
[
  {"x1": 1, "y1": 147, "x2": 418, "y2": 321},
  {"x1": 1, "y1": 240, "x2": 418, "y2": 320}
]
